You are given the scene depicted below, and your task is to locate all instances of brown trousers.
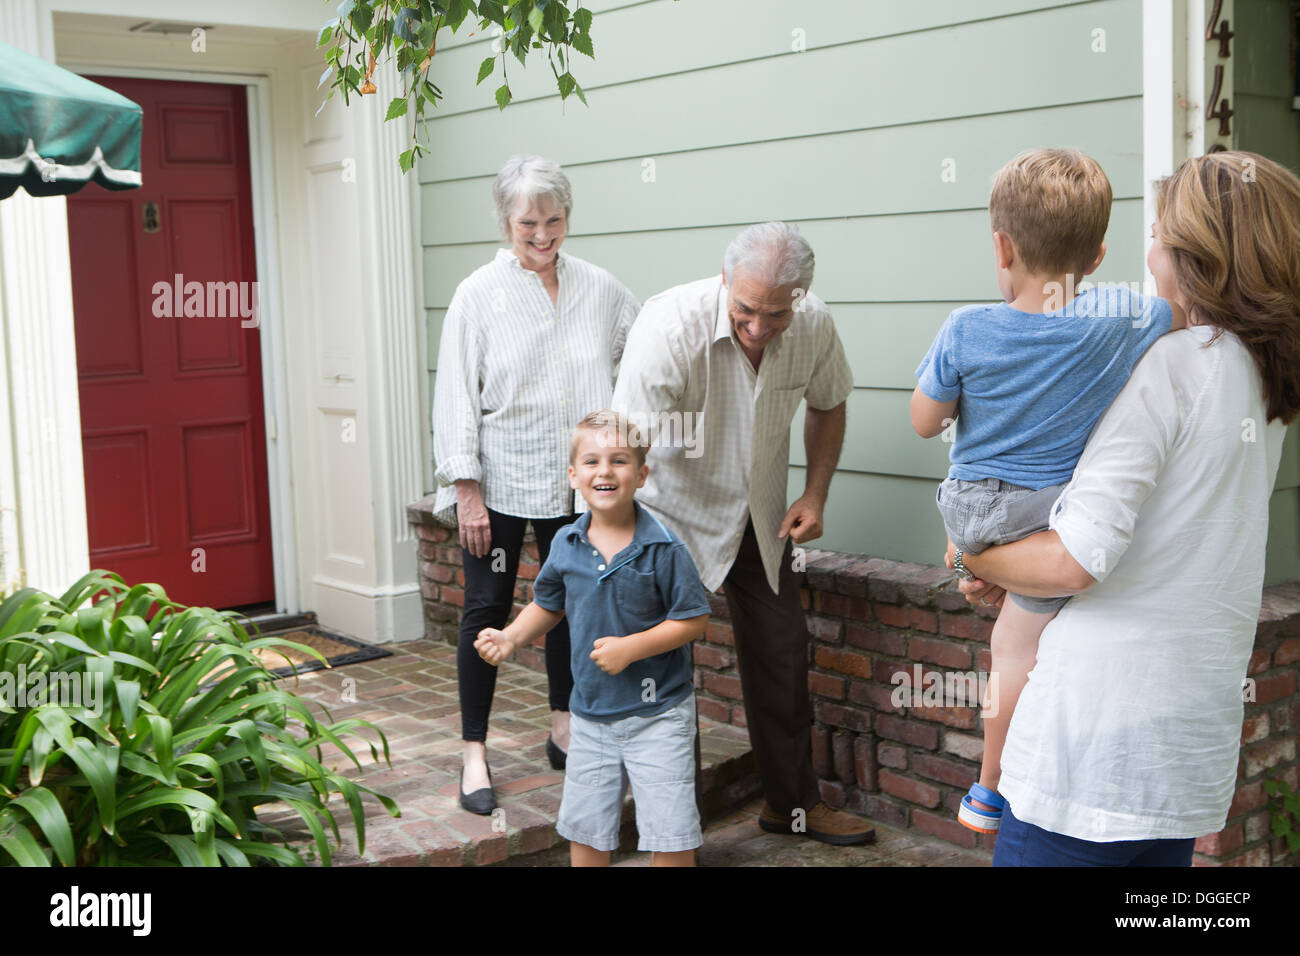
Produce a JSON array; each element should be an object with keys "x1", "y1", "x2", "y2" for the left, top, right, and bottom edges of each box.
[{"x1": 720, "y1": 518, "x2": 820, "y2": 815}]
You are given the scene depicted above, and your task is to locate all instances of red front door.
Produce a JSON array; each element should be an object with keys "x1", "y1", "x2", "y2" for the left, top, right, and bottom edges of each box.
[{"x1": 68, "y1": 77, "x2": 274, "y2": 610}]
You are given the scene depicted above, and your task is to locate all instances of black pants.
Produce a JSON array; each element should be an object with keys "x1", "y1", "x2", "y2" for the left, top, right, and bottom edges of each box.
[
  {"x1": 722, "y1": 518, "x2": 821, "y2": 815},
  {"x1": 457, "y1": 507, "x2": 574, "y2": 742}
]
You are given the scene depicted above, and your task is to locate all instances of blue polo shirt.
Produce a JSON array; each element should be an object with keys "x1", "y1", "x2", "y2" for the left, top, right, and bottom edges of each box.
[{"x1": 532, "y1": 500, "x2": 712, "y2": 722}]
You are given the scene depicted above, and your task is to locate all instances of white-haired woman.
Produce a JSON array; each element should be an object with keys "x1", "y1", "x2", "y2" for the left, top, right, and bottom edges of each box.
[{"x1": 432, "y1": 155, "x2": 640, "y2": 814}]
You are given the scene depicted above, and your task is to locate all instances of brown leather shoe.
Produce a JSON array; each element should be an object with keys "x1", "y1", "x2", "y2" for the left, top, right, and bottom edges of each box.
[{"x1": 758, "y1": 801, "x2": 875, "y2": 846}]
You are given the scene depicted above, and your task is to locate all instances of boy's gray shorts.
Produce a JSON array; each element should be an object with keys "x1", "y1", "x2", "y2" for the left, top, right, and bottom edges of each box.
[
  {"x1": 556, "y1": 693, "x2": 701, "y2": 854},
  {"x1": 936, "y1": 476, "x2": 1071, "y2": 613}
]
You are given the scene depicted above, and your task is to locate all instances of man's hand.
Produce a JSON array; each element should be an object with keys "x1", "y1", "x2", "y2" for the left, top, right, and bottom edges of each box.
[
  {"x1": 943, "y1": 539, "x2": 1006, "y2": 609},
  {"x1": 590, "y1": 636, "x2": 632, "y2": 675},
  {"x1": 456, "y1": 479, "x2": 491, "y2": 558},
  {"x1": 474, "y1": 628, "x2": 514, "y2": 666},
  {"x1": 778, "y1": 494, "x2": 824, "y2": 544}
]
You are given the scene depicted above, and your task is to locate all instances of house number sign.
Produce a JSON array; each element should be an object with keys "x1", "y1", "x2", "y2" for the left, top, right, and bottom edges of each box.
[{"x1": 1206, "y1": 0, "x2": 1234, "y2": 147}]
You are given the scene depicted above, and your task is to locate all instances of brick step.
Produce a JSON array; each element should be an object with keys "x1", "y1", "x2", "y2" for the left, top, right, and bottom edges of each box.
[
  {"x1": 270, "y1": 714, "x2": 759, "y2": 867},
  {"x1": 464, "y1": 717, "x2": 760, "y2": 867}
]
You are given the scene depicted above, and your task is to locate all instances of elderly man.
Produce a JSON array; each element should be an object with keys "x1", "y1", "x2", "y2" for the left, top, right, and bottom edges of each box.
[{"x1": 611, "y1": 222, "x2": 872, "y2": 845}]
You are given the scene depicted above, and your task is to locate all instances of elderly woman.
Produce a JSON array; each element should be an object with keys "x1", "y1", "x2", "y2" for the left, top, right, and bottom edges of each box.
[
  {"x1": 432, "y1": 155, "x2": 639, "y2": 814},
  {"x1": 948, "y1": 151, "x2": 1300, "y2": 865}
]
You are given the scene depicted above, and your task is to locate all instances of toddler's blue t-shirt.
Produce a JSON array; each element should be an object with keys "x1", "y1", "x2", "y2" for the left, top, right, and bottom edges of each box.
[{"x1": 914, "y1": 285, "x2": 1173, "y2": 489}]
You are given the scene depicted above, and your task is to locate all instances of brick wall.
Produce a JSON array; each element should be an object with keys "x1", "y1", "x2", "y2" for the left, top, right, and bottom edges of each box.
[{"x1": 408, "y1": 494, "x2": 1300, "y2": 866}]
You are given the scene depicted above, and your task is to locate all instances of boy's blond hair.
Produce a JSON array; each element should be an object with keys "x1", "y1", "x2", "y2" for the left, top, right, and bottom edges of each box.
[
  {"x1": 989, "y1": 148, "x2": 1112, "y2": 278},
  {"x1": 569, "y1": 410, "x2": 648, "y2": 468}
]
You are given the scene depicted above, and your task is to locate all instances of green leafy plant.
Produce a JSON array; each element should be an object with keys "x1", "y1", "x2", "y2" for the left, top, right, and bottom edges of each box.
[
  {"x1": 0, "y1": 571, "x2": 398, "y2": 866},
  {"x1": 319, "y1": 0, "x2": 603, "y2": 171},
  {"x1": 1262, "y1": 778, "x2": 1300, "y2": 856}
]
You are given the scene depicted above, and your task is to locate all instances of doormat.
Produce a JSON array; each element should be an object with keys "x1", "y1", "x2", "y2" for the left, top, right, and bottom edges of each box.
[{"x1": 253, "y1": 627, "x2": 392, "y2": 678}]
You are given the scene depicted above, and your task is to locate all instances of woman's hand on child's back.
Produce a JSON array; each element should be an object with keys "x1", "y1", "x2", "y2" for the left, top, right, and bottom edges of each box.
[
  {"x1": 475, "y1": 628, "x2": 514, "y2": 666},
  {"x1": 591, "y1": 636, "x2": 631, "y2": 675}
]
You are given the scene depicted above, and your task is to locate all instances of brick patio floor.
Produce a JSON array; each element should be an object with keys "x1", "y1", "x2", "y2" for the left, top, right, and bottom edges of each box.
[
  {"x1": 500, "y1": 795, "x2": 991, "y2": 866},
  {"x1": 264, "y1": 639, "x2": 990, "y2": 867}
]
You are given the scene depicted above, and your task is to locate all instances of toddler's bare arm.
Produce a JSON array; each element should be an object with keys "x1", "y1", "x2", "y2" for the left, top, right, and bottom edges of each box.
[{"x1": 910, "y1": 386, "x2": 959, "y2": 438}]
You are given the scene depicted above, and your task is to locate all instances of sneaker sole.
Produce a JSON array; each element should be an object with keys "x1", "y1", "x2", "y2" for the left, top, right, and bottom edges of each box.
[
  {"x1": 957, "y1": 802, "x2": 999, "y2": 834},
  {"x1": 758, "y1": 816, "x2": 875, "y2": 846}
]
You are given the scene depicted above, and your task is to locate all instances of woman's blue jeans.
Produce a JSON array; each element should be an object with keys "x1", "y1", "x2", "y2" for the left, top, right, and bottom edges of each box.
[{"x1": 992, "y1": 802, "x2": 1196, "y2": 866}]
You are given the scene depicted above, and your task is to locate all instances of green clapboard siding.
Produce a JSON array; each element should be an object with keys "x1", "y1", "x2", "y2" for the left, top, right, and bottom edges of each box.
[
  {"x1": 1234, "y1": 0, "x2": 1300, "y2": 176},
  {"x1": 786, "y1": 468, "x2": 950, "y2": 567},
  {"x1": 425, "y1": 199, "x2": 1149, "y2": 309},
  {"x1": 416, "y1": 0, "x2": 1141, "y2": 181},
  {"x1": 421, "y1": 0, "x2": 1297, "y2": 583},
  {"x1": 1278, "y1": 426, "x2": 1300, "y2": 490},
  {"x1": 421, "y1": 0, "x2": 1092, "y2": 117},
  {"x1": 421, "y1": 99, "x2": 1145, "y2": 244},
  {"x1": 795, "y1": 472, "x2": 1300, "y2": 589},
  {"x1": 1232, "y1": 0, "x2": 1300, "y2": 583},
  {"x1": 1266, "y1": 490, "x2": 1300, "y2": 587}
]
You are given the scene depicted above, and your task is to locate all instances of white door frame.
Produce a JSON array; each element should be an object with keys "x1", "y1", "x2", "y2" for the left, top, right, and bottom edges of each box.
[
  {"x1": 1141, "y1": 0, "x2": 1215, "y2": 265},
  {"x1": 56, "y1": 63, "x2": 301, "y2": 614}
]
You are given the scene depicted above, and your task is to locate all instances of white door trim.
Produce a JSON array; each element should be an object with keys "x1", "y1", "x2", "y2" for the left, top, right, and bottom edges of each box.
[
  {"x1": 1141, "y1": 0, "x2": 1217, "y2": 252},
  {"x1": 1184, "y1": 0, "x2": 1208, "y2": 159},
  {"x1": 57, "y1": 63, "x2": 301, "y2": 613},
  {"x1": 1142, "y1": 0, "x2": 1181, "y2": 270}
]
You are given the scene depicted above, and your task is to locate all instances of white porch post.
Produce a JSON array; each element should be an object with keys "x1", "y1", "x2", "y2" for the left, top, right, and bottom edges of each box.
[
  {"x1": 299, "y1": 55, "x2": 426, "y2": 642},
  {"x1": 1142, "y1": 0, "x2": 1183, "y2": 267},
  {"x1": 0, "y1": 0, "x2": 91, "y2": 596},
  {"x1": 1142, "y1": 0, "x2": 1216, "y2": 266},
  {"x1": 354, "y1": 59, "x2": 427, "y2": 642}
]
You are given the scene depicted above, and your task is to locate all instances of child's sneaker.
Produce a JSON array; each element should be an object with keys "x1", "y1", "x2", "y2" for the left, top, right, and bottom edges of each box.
[{"x1": 958, "y1": 783, "x2": 1004, "y2": 833}]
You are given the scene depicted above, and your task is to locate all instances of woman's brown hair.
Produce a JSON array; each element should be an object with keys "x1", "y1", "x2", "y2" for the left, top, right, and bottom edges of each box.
[{"x1": 1155, "y1": 151, "x2": 1300, "y2": 424}]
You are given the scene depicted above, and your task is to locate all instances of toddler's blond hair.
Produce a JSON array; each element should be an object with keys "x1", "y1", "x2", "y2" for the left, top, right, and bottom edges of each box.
[{"x1": 989, "y1": 148, "x2": 1112, "y2": 278}]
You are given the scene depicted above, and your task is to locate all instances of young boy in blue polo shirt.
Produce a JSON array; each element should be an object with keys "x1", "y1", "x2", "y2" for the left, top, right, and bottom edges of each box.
[
  {"x1": 910, "y1": 148, "x2": 1187, "y2": 835},
  {"x1": 475, "y1": 410, "x2": 711, "y2": 866}
]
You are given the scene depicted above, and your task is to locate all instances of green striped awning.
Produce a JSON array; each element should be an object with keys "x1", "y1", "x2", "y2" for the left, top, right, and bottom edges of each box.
[{"x1": 0, "y1": 40, "x2": 142, "y2": 199}]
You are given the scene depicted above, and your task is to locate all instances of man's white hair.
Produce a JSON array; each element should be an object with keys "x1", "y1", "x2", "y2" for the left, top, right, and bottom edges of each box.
[
  {"x1": 723, "y1": 221, "x2": 815, "y2": 290},
  {"x1": 492, "y1": 155, "x2": 573, "y2": 237}
]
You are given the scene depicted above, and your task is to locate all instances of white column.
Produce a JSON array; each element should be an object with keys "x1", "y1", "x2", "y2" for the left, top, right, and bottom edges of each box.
[
  {"x1": 1142, "y1": 0, "x2": 1183, "y2": 264},
  {"x1": 1184, "y1": 0, "x2": 1208, "y2": 159},
  {"x1": 354, "y1": 58, "x2": 427, "y2": 642},
  {"x1": 297, "y1": 54, "x2": 426, "y2": 643},
  {"x1": 0, "y1": 0, "x2": 91, "y2": 597}
]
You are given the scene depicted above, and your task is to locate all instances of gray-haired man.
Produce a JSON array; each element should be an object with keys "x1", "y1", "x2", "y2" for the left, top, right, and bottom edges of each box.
[{"x1": 612, "y1": 222, "x2": 872, "y2": 845}]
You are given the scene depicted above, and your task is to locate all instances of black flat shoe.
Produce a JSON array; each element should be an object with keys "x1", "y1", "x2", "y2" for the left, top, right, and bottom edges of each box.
[
  {"x1": 459, "y1": 762, "x2": 496, "y2": 815},
  {"x1": 546, "y1": 735, "x2": 567, "y2": 771}
]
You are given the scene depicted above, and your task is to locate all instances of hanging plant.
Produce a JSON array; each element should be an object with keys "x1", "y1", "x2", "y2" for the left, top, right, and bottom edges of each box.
[{"x1": 318, "y1": 0, "x2": 610, "y2": 172}]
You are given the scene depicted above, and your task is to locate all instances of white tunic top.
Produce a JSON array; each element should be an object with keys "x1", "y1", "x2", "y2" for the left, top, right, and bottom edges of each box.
[
  {"x1": 431, "y1": 248, "x2": 639, "y2": 524},
  {"x1": 611, "y1": 275, "x2": 854, "y2": 594},
  {"x1": 999, "y1": 324, "x2": 1288, "y2": 841}
]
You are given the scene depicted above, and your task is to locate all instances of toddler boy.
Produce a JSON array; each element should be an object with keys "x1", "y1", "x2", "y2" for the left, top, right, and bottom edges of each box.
[{"x1": 910, "y1": 148, "x2": 1187, "y2": 833}]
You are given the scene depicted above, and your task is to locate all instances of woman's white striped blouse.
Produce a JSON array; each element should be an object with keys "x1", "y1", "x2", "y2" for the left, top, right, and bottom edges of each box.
[{"x1": 431, "y1": 248, "x2": 639, "y2": 525}]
